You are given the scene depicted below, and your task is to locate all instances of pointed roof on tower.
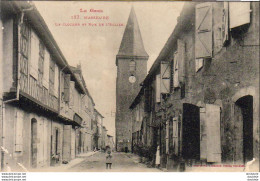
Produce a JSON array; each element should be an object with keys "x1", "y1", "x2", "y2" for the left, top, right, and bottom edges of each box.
[{"x1": 116, "y1": 7, "x2": 148, "y2": 63}]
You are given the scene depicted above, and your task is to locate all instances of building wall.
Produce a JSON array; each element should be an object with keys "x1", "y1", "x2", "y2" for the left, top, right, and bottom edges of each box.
[
  {"x1": 3, "y1": 104, "x2": 55, "y2": 170},
  {"x1": 130, "y1": 2, "x2": 259, "y2": 171},
  {"x1": 2, "y1": 17, "x2": 14, "y2": 93}
]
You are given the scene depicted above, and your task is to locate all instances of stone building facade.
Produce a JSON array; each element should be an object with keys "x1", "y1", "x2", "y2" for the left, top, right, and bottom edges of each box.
[
  {"x1": 0, "y1": 1, "x2": 98, "y2": 171},
  {"x1": 130, "y1": 2, "x2": 259, "y2": 171}
]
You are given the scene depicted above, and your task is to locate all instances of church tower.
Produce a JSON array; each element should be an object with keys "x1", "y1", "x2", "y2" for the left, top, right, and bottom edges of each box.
[{"x1": 115, "y1": 7, "x2": 148, "y2": 152}]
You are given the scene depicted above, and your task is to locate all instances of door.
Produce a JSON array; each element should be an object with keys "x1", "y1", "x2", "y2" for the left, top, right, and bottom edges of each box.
[
  {"x1": 31, "y1": 119, "x2": 37, "y2": 168},
  {"x1": 234, "y1": 95, "x2": 253, "y2": 163},
  {"x1": 182, "y1": 104, "x2": 200, "y2": 160},
  {"x1": 63, "y1": 125, "x2": 72, "y2": 162}
]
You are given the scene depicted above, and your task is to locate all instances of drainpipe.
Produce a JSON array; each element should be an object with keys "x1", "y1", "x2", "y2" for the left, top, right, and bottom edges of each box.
[{"x1": 1, "y1": 5, "x2": 34, "y2": 170}]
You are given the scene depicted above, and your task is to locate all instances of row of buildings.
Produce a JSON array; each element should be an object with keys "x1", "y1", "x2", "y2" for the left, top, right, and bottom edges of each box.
[
  {"x1": 115, "y1": 2, "x2": 259, "y2": 171},
  {"x1": 0, "y1": 1, "x2": 113, "y2": 171}
]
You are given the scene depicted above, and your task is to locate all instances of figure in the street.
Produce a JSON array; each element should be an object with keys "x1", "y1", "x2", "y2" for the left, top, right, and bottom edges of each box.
[
  {"x1": 106, "y1": 147, "x2": 112, "y2": 169},
  {"x1": 155, "y1": 146, "x2": 160, "y2": 168}
]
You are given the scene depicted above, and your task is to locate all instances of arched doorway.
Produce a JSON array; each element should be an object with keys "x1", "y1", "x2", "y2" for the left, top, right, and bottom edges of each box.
[
  {"x1": 31, "y1": 118, "x2": 37, "y2": 168},
  {"x1": 182, "y1": 104, "x2": 200, "y2": 160},
  {"x1": 234, "y1": 95, "x2": 253, "y2": 163}
]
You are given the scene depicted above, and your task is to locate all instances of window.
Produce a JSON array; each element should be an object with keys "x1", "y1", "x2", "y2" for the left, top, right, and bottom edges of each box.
[
  {"x1": 30, "y1": 31, "x2": 39, "y2": 79},
  {"x1": 19, "y1": 23, "x2": 30, "y2": 92},
  {"x1": 49, "y1": 59, "x2": 55, "y2": 95},
  {"x1": 195, "y1": 3, "x2": 212, "y2": 59},
  {"x1": 64, "y1": 74, "x2": 71, "y2": 103},
  {"x1": 129, "y1": 60, "x2": 136, "y2": 72},
  {"x1": 38, "y1": 41, "x2": 45, "y2": 86},
  {"x1": 229, "y1": 2, "x2": 251, "y2": 29},
  {"x1": 15, "y1": 110, "x2": 24, "y2": 152},
  {"x1": 160, "y1": 61, "x2": 171, "y2": 93},
  {"x1": 54, "y1": 64, "x2": 59, "y2": 97},
  {"x1": 55, "y1": 128, "x2": 59, "y2": 155}
]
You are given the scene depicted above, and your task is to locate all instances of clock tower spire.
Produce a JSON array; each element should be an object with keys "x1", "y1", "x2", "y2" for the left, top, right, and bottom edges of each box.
[{"x1": 115, "y1": 7, "x2": 148, "y2": 152}]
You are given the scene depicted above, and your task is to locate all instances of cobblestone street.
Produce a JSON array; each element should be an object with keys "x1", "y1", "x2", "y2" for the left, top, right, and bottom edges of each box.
[{"x1": 68, "y1": 152, "x2": 161, "y2": 172}]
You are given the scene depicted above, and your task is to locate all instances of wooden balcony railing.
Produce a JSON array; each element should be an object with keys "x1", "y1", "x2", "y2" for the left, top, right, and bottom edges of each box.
[{"x1": 19, "y1": 74, "x2": 58, "y2": 112}]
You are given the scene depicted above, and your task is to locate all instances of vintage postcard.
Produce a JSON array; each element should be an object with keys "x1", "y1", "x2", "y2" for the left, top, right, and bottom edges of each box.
[{"x1": 0, "y1": 0, "x2": 259, "y2": 176}]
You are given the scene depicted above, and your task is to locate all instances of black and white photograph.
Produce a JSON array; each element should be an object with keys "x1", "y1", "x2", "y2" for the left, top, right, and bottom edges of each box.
[{"x1": 0, "y1": 0, "x2": 259, "y2": 176}]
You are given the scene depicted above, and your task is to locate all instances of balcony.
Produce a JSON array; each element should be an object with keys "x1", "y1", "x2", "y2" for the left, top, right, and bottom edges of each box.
[{"x1": 19, "y1": 74, "x2": 58, "y2": 113}]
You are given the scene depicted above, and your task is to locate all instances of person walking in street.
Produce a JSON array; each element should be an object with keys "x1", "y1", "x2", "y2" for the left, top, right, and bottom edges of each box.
[
  {"x1": 155, "y1": 146, "x2": 160, "y2": 168},
  {"x1": 106, "y1": 147, "x2": 113, "y2": 169}
]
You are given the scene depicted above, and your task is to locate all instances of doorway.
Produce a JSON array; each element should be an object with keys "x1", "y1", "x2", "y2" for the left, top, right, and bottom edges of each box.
[
  {"x1": 31, "y1": 118, "x2": 37, "y2": 168},
  {"x1": 182, "y1": 104, "x2": 200, "y2": 160},
  {"x1": 234, "y1": 95, "x2": 253, "y2": 163}
]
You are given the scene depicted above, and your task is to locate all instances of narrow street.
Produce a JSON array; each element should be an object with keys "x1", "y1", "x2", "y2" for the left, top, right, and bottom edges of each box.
[{"x1": 68, "y1": 152, "x2": 161, "y2": 172}]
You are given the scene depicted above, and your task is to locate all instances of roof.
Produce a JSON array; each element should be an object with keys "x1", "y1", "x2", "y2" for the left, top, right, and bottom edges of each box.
[
  {"x1": 143, "y1": 3, "x2": 195, "y2": 85},
  {"x1": 94, "y1": 108, "x2": 104, "y2": 118},
  {"x1": 129, "y1": 86, "x2": 144, "y2": 109},
  {"x1": 70, "y1": 65, "x2": 95, "y2": 106},
  {"x1": 2, "y1": 1, "x2": 87, "y2": 94},
  {"x1": 116, "y1": 7, "x2": 149, "y2": 65},
  {"x1": 132, "y1": 121, "x2": 142, "y2": 133}
]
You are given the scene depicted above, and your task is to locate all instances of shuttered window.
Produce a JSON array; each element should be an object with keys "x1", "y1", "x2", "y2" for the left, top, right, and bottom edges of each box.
[
  {"x1": 19, "y1": 23, "x2": 30, "y2": 93},
  {"x1": 64, "y1": 74, "x2": 71, "y2": 103},
  {"x1": 30, "y1": 31, "x2": 39, "y2": 79},
  {"x1": 168, "y1": 119, "x2": 173, "y2": 154},
  {"x1": 172, "y1": 117, "x2": 178, "y2": 155},
  {"x1": 69, "y1": 81, "x2": 75, "y2": 107},
  {"x1": 229, "y1": 2, "x2": 251, "y2": 29},
  {"x1": 54, "y1": 64, "x2": 59, "y2": 98},
  {"x1": 43, "y1": 51, "x2": 49, "y2": 89},
  {"x1": 38, "y1": 41, "x2": 45, "y2": 86},
  {"x1": 15, "y1": 110, "x2": 23, "y2": 152},
  {"x1": 160, "y1": 61, "x2": 171, "y2": 94},
  {"x1": 156, "y1": 74, "x2": 161, "y2": 103},
  {"x1": 166, "y1": 120, "x2": 169, "y2": 154},
  {"x1": 173, "y1": 53, "x2": 179, "y2": 88},
  {"x1": 205, "y1": 104, "x2": 221, "y2": 163},
  {"x1": 195, "y1": 3, "x2": 212, "y2": 59},
  {"x1": 49, "y1": 59, "x2": 55, "y2": 95}
]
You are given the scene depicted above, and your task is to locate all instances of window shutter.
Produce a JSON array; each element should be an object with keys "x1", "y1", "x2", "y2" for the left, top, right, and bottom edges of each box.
[
  {"x1": 43, "y1": 51, "x2": 49, "y2": 89},
  {"x1": 172, "y1": 117, "x2": 178, "y2": 155},
  {"x1": 195, "y1": 58, "x2": 204, "y2": 72},
  {"x1": 200, "y1": 107, "x2": 207, "y2": 160},
  {"x1": 166, "y1": 120, "x2": 169, "y2": 154},
  {"x1": 229, "y1": 2, "x2": 251, "y2": 29},
  {"x1": 173, "y1": 53, "x2": 179, "y2": 88},
  {"x1": 222, "y1": 2, "x2": 229, "y2": 45},
  {"x1": 177, "y1": 39, "x2": 185, "y2": 83},
  {"x1": 54, "y1": 64, "x2": 59, "y2": 97},
  {"x1": 205, "y1": 104, "x2": 221, "y2": 163},
  {"x1": 15, "y1": 110, "x2": 23, "y2": 152},
  {"x1": 195, "y1": 3, "x2": 213, "y2": 59},
  {"x1": 69, "y1": 81, "x2": 75, "y2": 107},
  {"x1": 64, "y1": 74, "x2": 71, "y2": 103},
  {"x1": 160, "y1": 61, "x2": 171, "y2": 94},
  {"x1": 63, "y1": 125, "x2": 72, "y2": 161},
  {"x1": 30, "y1": 31, "x2": 39, "y2": 79},
  {"x1": 170, "y1": 60, "x2": 174, "y2": 92},
  {"x1": 156, "y1": 74, "x2": 161, "y2": 103}
]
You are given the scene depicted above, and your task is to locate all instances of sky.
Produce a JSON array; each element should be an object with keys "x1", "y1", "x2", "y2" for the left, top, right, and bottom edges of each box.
[{"x1": 34, "y1": 1, "x2": 184, "y2": 138}]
